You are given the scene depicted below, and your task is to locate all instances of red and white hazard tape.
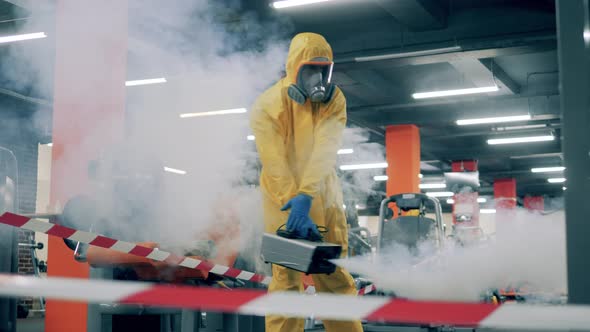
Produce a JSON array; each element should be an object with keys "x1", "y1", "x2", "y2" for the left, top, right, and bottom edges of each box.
[
  {"x1": 0, "y1": 273, "x2": 589, "y2": 330},
  {"x1": 0, "y1": 212, "x2": 272, "y2": 285},
  {"x1": 0, "y1": 212, "x2": 376, "y2": 296},
  {"x1": 358, "y1": 284, "x2": 376, "y2": 295}
]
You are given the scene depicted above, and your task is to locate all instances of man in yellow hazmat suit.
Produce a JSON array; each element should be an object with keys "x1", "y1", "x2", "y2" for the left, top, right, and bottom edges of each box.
[{"x1": 250, "y1": 32, "x2": 363, "y2": 332}]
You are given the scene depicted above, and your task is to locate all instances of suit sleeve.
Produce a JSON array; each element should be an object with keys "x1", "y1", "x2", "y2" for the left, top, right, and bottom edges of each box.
[{"x1": 250, "y1": 99, "x2": 298, "y2": 207}]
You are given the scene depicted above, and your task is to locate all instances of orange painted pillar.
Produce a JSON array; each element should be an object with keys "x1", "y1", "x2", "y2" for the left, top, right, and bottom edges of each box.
[
  {"x1": 524, "y1": 196, "x2": 544, "y2": 212},
  {"x1": 451, "y1": 160, "x2": 478, "y2": 173},
  {"x1": 451, "y1": 160, "x2": 479, "y2": 227},
  {"x1": 494, "y1": 178, "x2": 517, "y2": 210},
  {"x1": 385, "y1": 125, "x2": 420, "y2": 197},
  {"x1": 47, "y1": 1, "x2": 128, "y2": 332},
  {"x1": 493, "y1": 178, "x2": 516, "y2": 236}
]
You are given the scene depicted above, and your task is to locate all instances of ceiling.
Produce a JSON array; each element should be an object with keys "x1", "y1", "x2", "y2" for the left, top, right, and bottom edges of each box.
[
  {"x1": 257, "y1": 0, "x2": 564, "y2": 211},
  {"x1": 0, "y1": 0, "x2": 566, "y2": 213}
]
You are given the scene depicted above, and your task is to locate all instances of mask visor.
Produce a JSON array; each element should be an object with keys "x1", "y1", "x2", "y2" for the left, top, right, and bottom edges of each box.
[{"x1": 296, "y1": 61, "x2": 334, "y2": 102}]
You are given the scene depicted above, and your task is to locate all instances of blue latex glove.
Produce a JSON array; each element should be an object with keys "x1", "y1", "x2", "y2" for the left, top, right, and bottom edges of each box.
[{"x1": 281, "y1": 194, "x2": 321, "y2": 239}]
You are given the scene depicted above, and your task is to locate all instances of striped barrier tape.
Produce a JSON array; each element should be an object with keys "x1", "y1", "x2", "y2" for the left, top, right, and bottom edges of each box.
[
  {"x1": 0, "y1": 212, "x2": 376, "y2": 295},
  {"x1": 0, "y1": 273, "x2": 589, "y2": 330},
  {"x1": 0, "y1": 212, "x2": 272, "y2": 285},
  {"x1": 358, "y1": 283, "x2": 376, "y2": 295}
]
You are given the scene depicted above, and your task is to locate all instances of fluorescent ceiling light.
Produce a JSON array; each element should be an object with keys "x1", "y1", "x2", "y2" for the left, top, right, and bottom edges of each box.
[
  {"x1": 495, "y1": 124, "x2": 547, "y2": 131},
  {"x1": 271, "y1": 0, "x2": 333, "y2": 9},
  {"x1": 548, "y1": 178, "x2": 566, "y2": 183},
  {"x1": 0, "y1": 32, "x2": 46, "y2": 44},
  {"x1": 419, "y1": 183, "x2": 446, "y2": 189},
  {"x1": 480, "y1": 209, "x2": 496, "y2": 214},
  {"x1": 457, "y1": 114, "x2": 531, "y2": 126},
  {"x1": 585, "y1": 29, "x2": 590, "y2": 42},
  {"x1": 355, "y1": 46, "x2": 461, "y2": 62},
  {"x1": 563, "y1": 186, "x2": 567, "y2": 191},
  {"x1": 180, "y1": 108, "x2": 247, "y2": 118},
  {"x1": 340, "y1": 162, "x2": 388, "y2": 171},
  {"x1": 413, "y1": 86, "x2": 499, "y2": 99},
  {"x1": 425, "y1": 191, "x2": 454, "y2": 198},
  {"x1": 247, "y1": 135, "x2": 256, "y2": 141},
  {"x1": 355, "y1": 204, "x2": 366, "y2": 210},
  {"x1": 510, "y1": 152, "x2": 563, "y2": 160},
  {"x1": 125, "y1": 77, "x2": 167, "y2": 86},
  {"x1": 487, "y1": 135, "x2": 554, "y2": 145},
  {"x1": 164, "y1": 167, "x2": 187, "y2": 175},
  {"x1": 419, "y1": 173, "x2": 423, "y2": 178},
  {"x1": 446, "y1": 198, "x2": 455, "y2": 204},
  {"x1": 337, "y1": 148, "x2": 354, "y2": 155},
  {"x1": 373, "y1": 175, "x2": 388, "y2": 181},
  {"x1": 531, "y1": 166, "x2": 565, "y2": 173}
]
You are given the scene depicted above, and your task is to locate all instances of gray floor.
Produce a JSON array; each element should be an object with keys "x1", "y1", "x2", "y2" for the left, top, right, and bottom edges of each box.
[{"x1": 16, "y1": 318, "x2": 44, "y2": 332}]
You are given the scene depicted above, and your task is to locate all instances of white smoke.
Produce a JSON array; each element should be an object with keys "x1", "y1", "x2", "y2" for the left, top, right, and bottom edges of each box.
[
  {"x1": 335, "y1": 207, "x2": 567, "y2": 302},
  {"x1": 0, "y1": 3, "x2": 55, "y2": 102},
  {"x1": 339, "y1": 127, "x2": 385, "y2": 207},
  {"x1": 2, "y1": 0, "x2": 386, "y2": 275},
  {"x1": 2, "y1": 0, "x2": 291, "y2": 272},
  {"x1": 119, "y1": 1, "x2": 288, "y2": 266}
]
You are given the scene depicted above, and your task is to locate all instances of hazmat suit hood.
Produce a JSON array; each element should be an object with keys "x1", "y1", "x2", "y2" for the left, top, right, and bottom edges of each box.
[
  {"x1": 285, "y1": 32, "x2": 334, "y2": 84},
  {"x1": 284, "y1": 33, "x2": 335, "y2": 104}
]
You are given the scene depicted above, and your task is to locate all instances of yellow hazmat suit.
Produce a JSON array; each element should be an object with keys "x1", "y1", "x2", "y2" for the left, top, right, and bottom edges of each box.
[{"x1": 250, "y1": 33, "x2": 363, "y2": 332}]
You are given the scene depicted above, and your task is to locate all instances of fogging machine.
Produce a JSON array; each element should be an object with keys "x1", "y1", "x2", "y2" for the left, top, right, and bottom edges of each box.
[{"x1": 260, "y1": 229, "x2": 342, "y2": 274}]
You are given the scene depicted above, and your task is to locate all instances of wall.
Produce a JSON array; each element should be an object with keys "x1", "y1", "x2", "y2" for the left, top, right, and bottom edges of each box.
[
  {"x1": 0, "y1": 113, "x2": 40, "y2": 312},
  {"x1": 34, "y1": 143, "x2": 52, "y2": 264}
]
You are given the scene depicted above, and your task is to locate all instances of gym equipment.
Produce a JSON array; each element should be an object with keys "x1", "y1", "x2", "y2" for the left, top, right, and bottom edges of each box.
[{"x1": 377, "y1": 193, "x2": 445, "y2": 253}]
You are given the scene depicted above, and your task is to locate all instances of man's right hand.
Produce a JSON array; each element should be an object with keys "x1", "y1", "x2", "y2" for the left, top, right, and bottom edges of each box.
[{"x1": 281, "y1": 194, "x2": 321, "y2": 240}]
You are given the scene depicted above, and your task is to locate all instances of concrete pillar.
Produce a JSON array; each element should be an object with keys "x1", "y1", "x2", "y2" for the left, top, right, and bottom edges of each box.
[{"x1": 556, "y1": 0, "x2": 590, "y2": 304}]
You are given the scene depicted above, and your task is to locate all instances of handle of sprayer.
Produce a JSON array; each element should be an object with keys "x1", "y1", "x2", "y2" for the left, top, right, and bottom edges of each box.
[{"x1": 276, "y1": 224, "x2": 327, "y2": 242}]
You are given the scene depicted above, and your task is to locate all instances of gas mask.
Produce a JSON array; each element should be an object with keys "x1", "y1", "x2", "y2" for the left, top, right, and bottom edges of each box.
[{"x1": 288, "y1": 57, "x2": 335, "y2": 105}]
